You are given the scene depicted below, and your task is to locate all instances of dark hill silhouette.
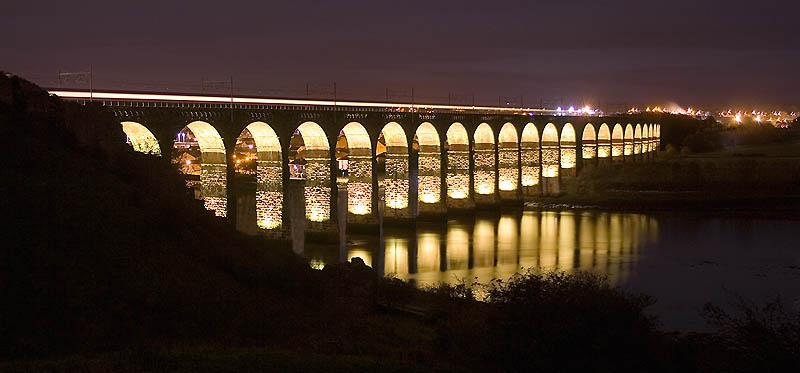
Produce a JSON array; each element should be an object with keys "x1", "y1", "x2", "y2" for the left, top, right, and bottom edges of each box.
[{"x1": 0, "y1": 73, "x2": 316, "y2": 357}]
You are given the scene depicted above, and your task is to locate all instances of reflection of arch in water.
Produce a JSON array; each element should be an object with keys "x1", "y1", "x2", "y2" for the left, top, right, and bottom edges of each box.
[
  {"x1": 122, "y1": 121, "x2": 161, "y2": 155},
  {"x1": 634, "y1": 124, "x2": 643, "y2": 155},
  {"x1": 538, "y1": 211, "x2": 559, "y2": 269},
  {"x1": 518, "y1": 212, "x2": 541, "y2": 268},
  {"x1": 291, "y1": 121, "x2": 331, "y2": 223},
  {"x1": 446, "y1": 123, "x2": 470, "y2": 201},
  {"x1": 611, "y1": 123, "x2": 624, "y2": 158},
  {"x1": 416, "y1": 231, "x2": 441, "y2": 273},
  {"x1": 473, "y1": 219, "x2": 496, "y2": 267},
  {"x1": 578, "y1": 212, "x2": 596, "y2": 271},
  {"x1": 338, "y1": 122, "x2": 373, "y2": 217},
  {"x1": 520, "y1": 123, "x2": 540, "y2": 188},
  {"x1": 378, "y1": 122, "x2": 409, "y2": 213},
  {"x1": 560, "y1": 123, "x2": 576, "y2": 170},
  {"x1": 597, "y1": 123, "x2": 611, "y2": 158},
  {"x1": 237, "y1": 122, "x2": 283, "y2": 229},
  {"x1": 581, "y1": 123, "x2": 597, "y2": 160},
  {"x1": 624, "y1": 124, "x2": 634, "y2": 156},
  {"x1": 541, "y1": 123, "x2": 560, "y2": 178},
  {"x1": 498, "y1": 123, "x2": 519, "y2": 192},
  {"x1": 175, "y1": 121, "x2": 227, "y2": 217},
  {"x1": 414, "y1": 122, "x2": 441, "y2": 206},
  {"x1": 497, "y1": 215, "x2": 519, "y2": 265},
  {"x1": 473, "y1": 123, "x2": 496, "y2": 196},
  {"x1": 446, "y1": 225, "x2": 470, "y2": 270},
  {"x1": 557, "y1": 212, "x2": 576, "y2": 272},
  {"x1": 384, "y1": 238, "x2": 409, "y2": 278}
]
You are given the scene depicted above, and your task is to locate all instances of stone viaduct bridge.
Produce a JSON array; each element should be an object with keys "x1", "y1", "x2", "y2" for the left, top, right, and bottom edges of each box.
[{"x1": 50, "y1": 90, "x2": 661, "y2": 242}]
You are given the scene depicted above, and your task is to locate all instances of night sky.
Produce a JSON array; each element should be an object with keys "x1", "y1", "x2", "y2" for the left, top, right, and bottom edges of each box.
[{"x1": 3, "y1": 0, "x2": 799, "y2": 109}]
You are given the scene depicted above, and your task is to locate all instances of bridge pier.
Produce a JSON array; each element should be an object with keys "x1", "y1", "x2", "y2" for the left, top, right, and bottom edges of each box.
[
  {"x1": 542, "y1": 176, "x2": 560, "y2": 196},
  {"x1": 522, "y1": 184, "x2": 542, "y2": 201}
]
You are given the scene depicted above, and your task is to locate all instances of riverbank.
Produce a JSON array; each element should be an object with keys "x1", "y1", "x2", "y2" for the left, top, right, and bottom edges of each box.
[{"x1": 532, "y1": 140, "x2": 800, "y2": 218}]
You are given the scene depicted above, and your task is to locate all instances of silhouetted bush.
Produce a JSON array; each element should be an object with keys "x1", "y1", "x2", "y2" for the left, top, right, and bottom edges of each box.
[
  {"x1": 699, "y1": 297, "x2": 800, "y2": 373},
  {"x1": 428, "y1": 271, "x2": 669, "y2": 372}
]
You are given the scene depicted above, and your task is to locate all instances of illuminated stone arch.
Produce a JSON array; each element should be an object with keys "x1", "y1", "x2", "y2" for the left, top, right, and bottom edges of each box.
[
  {"x1": 378, "y1": 122, "x2": 409, "y2": 215},
  {"x1": 173, "y1": 121, "x2": 227, "y2": 217},
  {"x1": 473, "y1": 122, "x2": 497, "y2": 196},
  {"x1": 234, "y1": 122, "x2": 283, "y2": 229},
  {"x1": 414, "y1": 122, "x2": 441, "y2": 207},
  {"x1": 541, "y1": 123, "x2": 560, "y2": 178},
  {"x1": 122, "y1": 121, "x2": 161, "y2": 155},
  {"x1": 337, "y1": 122, "x2": 373, "y2": 217},
  {"x1": 611, "y1": 123, "x2": 624, "y2": 158},
  {"x1": 597, "y1": 123, "x2": 611, "y2": 158},
  {"x1": 634, "y1": 124, "x2": 643, "y2": 155},
  {"x1": 498, "y1": 123, "x2": 519, "y2": 192},
  {"x1": 446, "y1": 122, "x2": 470, "y2": 201},
  {"x1": 647, "y1": 124, "x2": 654, "y2": 152},
  {"x1": 581, "y1": 123, "x2": 597, "y2": 160},
  {"x1": 560, "y1": 123, "x2": 577, "y2": 170},
  {"x1": 641, "y1": 124, "x2": 649, "y2": 153},
  {"x1": 655, "y1": 124, "x2": 661, "y2": 150},
  {"x1": 624, "y1": 124, "x2": 634, "y2": 156},
  {"x1": 520, "y1": 123, "x2": 540, "y2": 188},
  {"x1": 290, "y1": 121, "x2": 331, "y2": 223}
]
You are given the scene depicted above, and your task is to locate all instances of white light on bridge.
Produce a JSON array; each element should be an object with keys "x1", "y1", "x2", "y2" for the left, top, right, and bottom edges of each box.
[{"x1": 49, "y1": 90, "x2": 562, "y2": 114}]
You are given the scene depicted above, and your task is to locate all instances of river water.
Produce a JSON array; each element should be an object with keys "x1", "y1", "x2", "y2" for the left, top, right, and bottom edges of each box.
[{"x1": 307, "y1": 210, "x2": 800, "y2": 331}]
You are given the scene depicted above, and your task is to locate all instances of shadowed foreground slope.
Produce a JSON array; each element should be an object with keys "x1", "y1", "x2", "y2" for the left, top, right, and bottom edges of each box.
[{"x1": 0, "y1": 74, "x2": 318, "y2": 357}]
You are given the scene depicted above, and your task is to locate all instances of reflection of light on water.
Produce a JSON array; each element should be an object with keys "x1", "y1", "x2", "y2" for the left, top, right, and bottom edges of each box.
[
  {"x1": 346, "y1": 210, "x2": 659, "y2": 289},
  {"x1": 473, "y1": 219, "x2": 495, "y2": 268},
  {"x1": 519, "y1": 212, "x2": 540, "y2": 268},
  {"x1": 539, "y1": 212, "x2": 559, "y2": 269},
  {"x1": 447, "y1": 226, "x2": 469, "y2": 270},
  {"x1": 497, "y1": 215, "x2": 518, "y2": 265},
  {"x1": 417, "y1": 232, "x2": 440, "y2": 273},
  {"x1": 594, "y1": 213, "x2": 610, "y2": 275},
  {"x1": 558, "y1": 212, "x2": 576, "y2": 272},
  {"x1": 578, "y1": 213, "x2": 595, "y2": 271},
  {"x1": 384, "y1": 238, "x2": 409, "y2": 277}
]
